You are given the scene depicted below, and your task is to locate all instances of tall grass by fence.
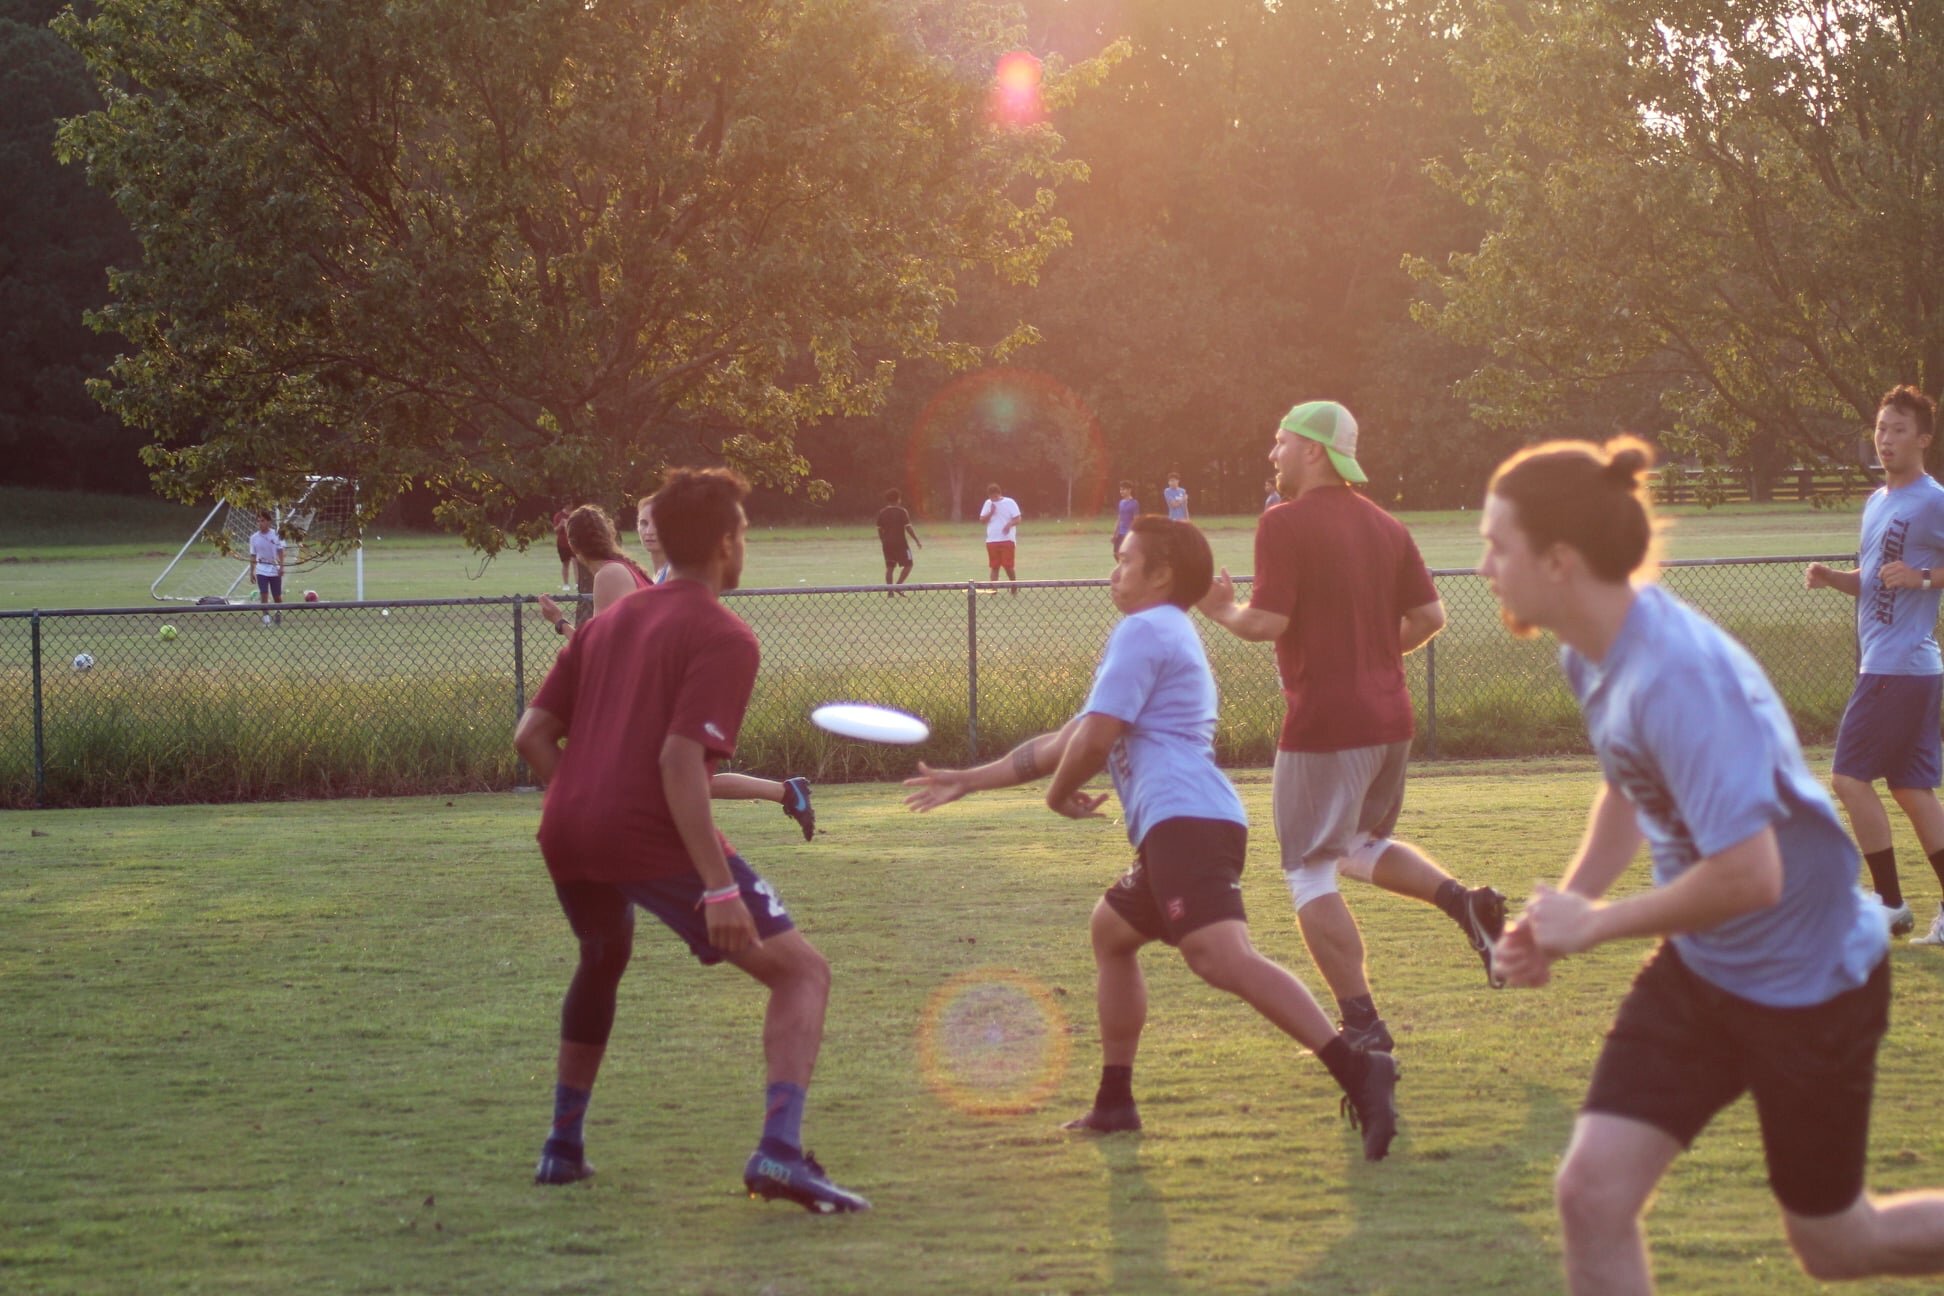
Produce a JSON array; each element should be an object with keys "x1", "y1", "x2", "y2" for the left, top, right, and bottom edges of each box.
[{"x1": 1, "y1": 555, "x2": 1859, "y2": 807}]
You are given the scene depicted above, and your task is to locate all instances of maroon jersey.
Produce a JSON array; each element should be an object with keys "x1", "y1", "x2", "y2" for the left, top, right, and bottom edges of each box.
[
  {"x1": 532, "y1": 579, "x2": 759, "y2": 882},
  {"x1": 1249, "y1": 486, "x2": 1438, "y2": 753}
]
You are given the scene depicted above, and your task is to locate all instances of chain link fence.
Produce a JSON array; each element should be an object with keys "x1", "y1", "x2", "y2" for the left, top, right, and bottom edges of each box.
[{"x1": 2, "y1": 555, "x2": 1861, "y2": 808}]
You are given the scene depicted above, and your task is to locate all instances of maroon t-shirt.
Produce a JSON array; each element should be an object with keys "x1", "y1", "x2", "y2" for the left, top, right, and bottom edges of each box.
[
  {"x1": 531, "y1": 579, "x2": 760, "y2": 883},
  {"x1": 1249, "y1": 486, "x2": 1439, "y2": 753}
]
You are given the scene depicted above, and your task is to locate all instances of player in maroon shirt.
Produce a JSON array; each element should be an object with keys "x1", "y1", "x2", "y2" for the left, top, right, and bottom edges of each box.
[
  {"x1": 513, "y1": 468, "x2": 867, "y2": 1213},
  {"x1": 1198, "y1": 401, "x2": 1507, "y2": 1061}
]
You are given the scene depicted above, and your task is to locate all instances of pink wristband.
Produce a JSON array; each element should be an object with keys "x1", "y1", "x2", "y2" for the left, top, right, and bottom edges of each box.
[{"x1": 701, "y1": 885, "x2": 742, "y2": 906}]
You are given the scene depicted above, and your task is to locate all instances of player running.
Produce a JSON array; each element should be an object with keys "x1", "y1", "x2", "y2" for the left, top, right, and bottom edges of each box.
[
  {"x1": 514, "y1": 469, "x2": 865, "y2": 1211},
  {"x1": 905, "y1": 515, "x2": 1401, "y2": 1160},
  {"x1": 1482, "y1": 437, "x2": 1944, "y2": 1292}
]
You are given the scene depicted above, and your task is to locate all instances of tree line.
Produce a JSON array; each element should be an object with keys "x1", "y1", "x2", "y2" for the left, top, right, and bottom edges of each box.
[{"x1": 4, "y1": 0, "x2": 1938, "y2": 543}]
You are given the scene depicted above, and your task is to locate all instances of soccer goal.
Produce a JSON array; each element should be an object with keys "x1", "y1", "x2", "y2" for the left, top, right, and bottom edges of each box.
[{"x1": 150, "y1": 477, "x2": 363, "y2": 603}]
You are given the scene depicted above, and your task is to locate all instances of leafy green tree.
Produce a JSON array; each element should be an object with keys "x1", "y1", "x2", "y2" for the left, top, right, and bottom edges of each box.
[
  {"x1": 56, "y1": 0, "x2": 1104, "y2": 551},
  {"x1": 1414, "y1": 0, "x2": 1944, "y2": 486}
]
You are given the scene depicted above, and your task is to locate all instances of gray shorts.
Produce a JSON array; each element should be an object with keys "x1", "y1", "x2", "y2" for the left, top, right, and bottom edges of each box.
[{"x1": 1271, "y1": 741, "x2": 1410, "y2": 873}]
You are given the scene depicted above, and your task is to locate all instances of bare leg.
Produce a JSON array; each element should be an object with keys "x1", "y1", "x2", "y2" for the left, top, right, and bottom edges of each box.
[
  {"x1": 1834, "y1": 773, "x2": 1895, "y2": 854},
  {"x1": 1089, "y1": 900, "x2": 1149, "y2": 1066},
  {"x1": 1783, "y1": 1187, "x2": 1944, "y2": 1281},
  {"x1": 1889, "y1": 785, "x2": 1944, "y2": 857},
  {"x1": 1177, "y1": 919, "x2": 1335, "y2": 1050},
  {"x1": 1368, "y1": 839, "x2": 1456, "y2": 902},
  {"x1": 712, "y1": 772, "x2": 784, "y2": 803},
  {"x1": 1555, "y1": 1113, "x2": 1682, "y2": 1296},
  {"x1": 726, "y1": 930, "x2": 831, "y2": 1087},
  {"x1": 557, "y1": 1039, "x2": 603, "y2": 1089},
  {"x1": 1295, "y1": 893, "x2": 1371, "y2": 1003}
]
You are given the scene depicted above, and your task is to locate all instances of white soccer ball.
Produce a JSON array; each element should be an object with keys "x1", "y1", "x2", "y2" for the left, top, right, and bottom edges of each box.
[{"x1": 72, "y1": 652, "x2": 95, "y2": 672}]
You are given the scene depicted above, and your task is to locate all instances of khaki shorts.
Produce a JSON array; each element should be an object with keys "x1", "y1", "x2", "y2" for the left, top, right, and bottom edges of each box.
[{"x1": 1271, "y1": 741, "x2": 1410, "y2": 872}]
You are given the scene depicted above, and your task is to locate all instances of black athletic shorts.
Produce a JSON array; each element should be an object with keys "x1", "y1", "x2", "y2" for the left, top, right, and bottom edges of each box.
[
  {"x1": 1102, "y1": 817, "x2": 1248, "y2": 945},
  {"x1": 881, "y1": 542, "x2": 912, "y2": 566},
  {"x1": 552, "y1": 855, "x2": 795, "y2": 967},
  {"x1": 1583, "y1": 942, "x2": 1889, "y2": 1218}
]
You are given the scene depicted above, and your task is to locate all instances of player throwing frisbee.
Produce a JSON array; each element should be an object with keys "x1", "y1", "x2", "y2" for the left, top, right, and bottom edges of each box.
[{"x1": 905, "y1": 516, "x2": 1401, "y2": 1159}]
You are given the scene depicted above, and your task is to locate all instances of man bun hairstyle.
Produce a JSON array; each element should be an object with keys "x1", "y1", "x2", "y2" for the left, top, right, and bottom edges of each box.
[
  {"x1": 1488, "y1": 435, "x2": 1659, "y2": 582},
  {"x1": 1128, "y1": 515, "x2": 1214, "y2": 609},
  {"x1": 1880, "y1": 384, "x2": 1936, "y2": 441},
  {"x1": 650, "y1": 467, "x2": 750, "y2": 566}
]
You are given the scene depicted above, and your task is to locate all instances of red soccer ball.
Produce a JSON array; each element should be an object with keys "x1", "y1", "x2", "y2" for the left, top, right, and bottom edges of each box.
[{"x1": 303, "y1": 590, "x2": 320, "y2": 602}]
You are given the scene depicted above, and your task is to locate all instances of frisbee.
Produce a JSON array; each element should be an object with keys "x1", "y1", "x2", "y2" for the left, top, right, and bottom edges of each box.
[{"x1": 812, "y1": 703, "x2": 931, "y2": 745}]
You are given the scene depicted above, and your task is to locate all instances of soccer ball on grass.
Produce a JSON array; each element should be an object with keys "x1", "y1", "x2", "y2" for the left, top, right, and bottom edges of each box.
[{"x1": 72, "y1": 653, "x2": 95, "y2": 672}]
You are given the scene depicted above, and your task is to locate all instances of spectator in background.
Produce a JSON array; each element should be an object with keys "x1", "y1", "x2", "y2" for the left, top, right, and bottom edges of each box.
[
  {"x1": 248, "y1": 509, "x2": 286, "y2": 627},
  {"x1": 1164, "y1": 472, "x2": 1190, "y2": 521},
  {"x1": 1113, "y1": 481, "x2": 1137, "y2": 556},
  {"x1": 1264, "y1": 478, "x2": 1282, "y2": 511},
  {"x1": 980, "y1": 483, "x2": 1021, "y2": 589},
  {"x1": 553, "y1": 506, "x2": 575, "y2": 590},
  {"x1": 876, "y1": 489, "x2": 923, "y2": 595},
  {"x1": 635, "y1": 495, "x2": 669, "y2": 584}
]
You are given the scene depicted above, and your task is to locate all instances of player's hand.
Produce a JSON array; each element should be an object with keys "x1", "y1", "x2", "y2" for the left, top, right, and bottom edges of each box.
[
  {"x1": 1880, "y1": 560, "x2": 1922, "y2": 590},
  {"x1": 704, "y1": 896, "x2": 761, "y2": 954},
  {"x1": 1492, "y1": 917, "x2": 1553, "y2": 989},
  {"x1": 1522, "y1": 884, "x2": 1601, "y2": 958},
  {"x1": 1805, "y1": 562, "x2": 1833, "y2": 590},
  {"x1": 904, "y1": 762, "x2": 972, "y2": 811},
  {"x1": 537, "y1": 592, "x2": 563, "y2": 622},
  {"x1": 1197, "y1": 568, "x2": 1237, "y2": 617},
  {"x1": 1047, "y1": 789, "x2": 1111, "y2": 820}
]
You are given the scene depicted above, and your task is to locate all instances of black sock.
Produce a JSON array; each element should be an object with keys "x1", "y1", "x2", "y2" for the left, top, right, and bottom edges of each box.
[
  {"x1": 1318, "y1": 1037, "x2": 1369, "y2": 1095},
  {"x1": 1336, "y1": 994, "x2": 1380, "y2": 1030},
  {"x1": 1433, "y1": 878, "x2": 1468, "y2": 924},
  {"x1": 1865, "y1": 848, "x2": 1902, "y2": 908},
  {"x1": 1093, "y1": 1064, "x2": 1134, "y2": 1111}
]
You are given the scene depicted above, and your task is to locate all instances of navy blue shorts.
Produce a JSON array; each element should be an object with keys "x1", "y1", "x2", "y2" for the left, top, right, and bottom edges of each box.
[
  {"x1": 557, "y1": 855, "x2": 796, "y2": 966},
  {"x1": 256, "y1": 572, "x2": 283, "y2": 599},
  {"x1": 1832, "y1": 673, "x2": 1943, "y2": 788}
]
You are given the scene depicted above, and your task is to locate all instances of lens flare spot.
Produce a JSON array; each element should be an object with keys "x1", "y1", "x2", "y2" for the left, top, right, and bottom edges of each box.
[
  {"x1": 904, "y1": 368, "x2": 1109, "y2": 521},
  {"x1": 917, "y1": 967, "x2": 1070, "y2": 1116},
  {"x1": 989, "y1": 51, "x2": 1046, "y2": 128}
]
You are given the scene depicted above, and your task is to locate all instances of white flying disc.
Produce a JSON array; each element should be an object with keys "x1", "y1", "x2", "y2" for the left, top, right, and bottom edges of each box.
[{"x1": 811, "y1": 703, "x2": 931, "y2": 745}]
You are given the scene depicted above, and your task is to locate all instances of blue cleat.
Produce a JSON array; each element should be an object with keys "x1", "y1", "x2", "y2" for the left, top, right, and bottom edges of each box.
[
  {"x1": 742, "y1": 1148, "x2": 869, "y2": 1214},
  {"x1": 781, "y1": 776, "x2": 816, "y2": 841}
]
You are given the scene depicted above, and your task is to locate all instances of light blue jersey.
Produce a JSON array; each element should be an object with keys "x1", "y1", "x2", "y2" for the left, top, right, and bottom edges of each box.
[
  {"x1": 1163, "y1": 486, "x2": 1188, "y2": 520},
  {"x1": 1563, "y1": 585, "x2": 1886, "y2": 1007},
  {"x1": 1856, "y1": 474, "x2": 1944, "y2": 674},
  {"x1": 1081, "y1": 604, "x2": 1246, "y2": 848}
]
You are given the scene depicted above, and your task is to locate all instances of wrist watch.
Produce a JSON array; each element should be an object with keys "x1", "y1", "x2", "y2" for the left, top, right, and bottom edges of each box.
[{"x1": 555, "y1": 617, "x2": 569, "y2": 634}]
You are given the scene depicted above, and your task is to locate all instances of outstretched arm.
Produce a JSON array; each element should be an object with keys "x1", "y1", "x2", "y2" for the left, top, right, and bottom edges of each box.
[{"x1": 904, "y1": 718, "x2": 1080, "y2": 811}]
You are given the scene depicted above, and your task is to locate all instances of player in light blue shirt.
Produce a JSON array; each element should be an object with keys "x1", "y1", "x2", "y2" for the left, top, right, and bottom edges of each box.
[
  {"x1": 904, "y1": 516, "x2": 1400, "y2": 1158},
  {"x1": 1162, "y1": 472, "x2": 1189, "y2": 520},
  {"x1": 1112, "y1": 480, "x2": 1137, "y2": 556},
  {"x1": 1480, "y1": 437, "x2": 1943, "y2": 1291},
  {"x1": 1809, "y1": 385, "x2": 1944, "y2": 944}
]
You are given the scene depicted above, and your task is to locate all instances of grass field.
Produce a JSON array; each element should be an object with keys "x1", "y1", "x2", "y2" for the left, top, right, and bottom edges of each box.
[
  {"x1": 6, "y1": 764, "x2": 1944, "y2": 1295},
  {"x1": 0, "y1": 485, "x2": 1864, "y2": 612}
]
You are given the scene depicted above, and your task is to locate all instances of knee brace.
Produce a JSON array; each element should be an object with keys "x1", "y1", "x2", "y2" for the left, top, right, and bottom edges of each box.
[
  {"x1": 1284, "y1": 859, "x2": 1341, "y2": 911},
  {"x1": 1340, "y1": 833, "x2": 1391, "y2": 884}
]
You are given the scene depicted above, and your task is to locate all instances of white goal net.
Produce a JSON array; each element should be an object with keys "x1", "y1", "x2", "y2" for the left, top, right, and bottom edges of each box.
[{"x1": 150, "y1": 477, "x2": 362, "y2": 603}]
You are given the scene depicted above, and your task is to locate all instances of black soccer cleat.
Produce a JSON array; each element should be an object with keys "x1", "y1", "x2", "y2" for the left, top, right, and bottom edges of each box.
[
  {"x1": 781, "y1": 776, "x2": 816, "y2": 842},
  {"x1": 743, "y1": 1148, "x2": 870, "y2": 1214},
  {"x1": 1338, "y1": 1016, "x2": 1394, "y2": 1054},
  {"x1": 1061, "y1": 1103, "x2": 1142, "y2": 1134},
  {"x1": 1339, "y1": 1049, "x2": 1400, "y2": 1162},
  {"x1": 1460, "y1": 886, "x2": 1508, "y2": 988}
]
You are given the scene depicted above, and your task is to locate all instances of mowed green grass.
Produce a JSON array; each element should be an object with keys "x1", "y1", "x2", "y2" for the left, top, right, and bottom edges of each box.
[
  {"x1": 6, "y1": 765, "x2": 1944, "y2": 1295},
  {"x1": 0, "y1": 485, "x2": 1863, "y2": 612}
]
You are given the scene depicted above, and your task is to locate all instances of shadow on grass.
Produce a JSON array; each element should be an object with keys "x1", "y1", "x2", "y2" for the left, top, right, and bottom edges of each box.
[{"x1": 1085, "y1": 1134, "x2": 1187, "y2": 1295}]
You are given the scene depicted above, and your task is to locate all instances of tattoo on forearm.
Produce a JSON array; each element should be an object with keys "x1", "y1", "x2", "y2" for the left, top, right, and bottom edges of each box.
[{"x1": 1010, "y1": 741, "x2": 1039, "y2": 780}]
